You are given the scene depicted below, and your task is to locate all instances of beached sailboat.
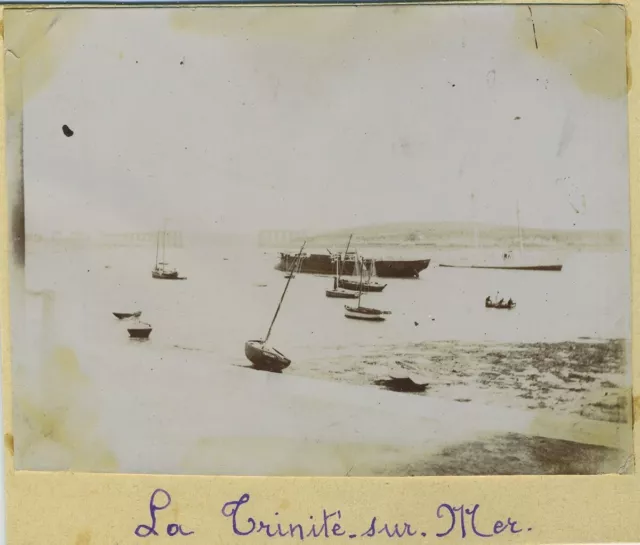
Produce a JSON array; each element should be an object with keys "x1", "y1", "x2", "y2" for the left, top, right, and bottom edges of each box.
[
  {"x1": 439, "y1": 202, "x2": 563, "y2": 271},
  {"x1": 152, "y1": 225, "x2": 184, "y2": 279},
  {"x1": 245, "y1": 242, "x2": 306, "y2": 372},
  {"x1": 344, "y1": 257, "x2": 391, "y2": 321}
]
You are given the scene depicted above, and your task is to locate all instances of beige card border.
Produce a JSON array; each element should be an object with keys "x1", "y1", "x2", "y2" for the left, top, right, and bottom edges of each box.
[{"x1": 1, "y1": 1, "x2": 638, "y2": 544}]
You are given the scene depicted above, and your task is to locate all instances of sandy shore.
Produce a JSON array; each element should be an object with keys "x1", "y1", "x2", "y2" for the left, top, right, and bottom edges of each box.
[{"x1": 14, "y1": 337, "x2": 632, "y2": 476}]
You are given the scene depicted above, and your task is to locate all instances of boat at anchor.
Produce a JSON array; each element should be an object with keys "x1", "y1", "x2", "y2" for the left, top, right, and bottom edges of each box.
[
  {"x1": 152, "y1": 222, "x2": 185, "y2": 279},
  {"x1": 344, "y1": 256, "x2": 391, "y2": 322},
  {"x1": 439, "y1": 202, "x2": 563, "y2": 271}
]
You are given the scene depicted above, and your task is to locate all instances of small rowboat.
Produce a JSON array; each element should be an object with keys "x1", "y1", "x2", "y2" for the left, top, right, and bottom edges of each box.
[
  {"x1": 485, "y1": 298, "x2": 516, "y2": 310},
  {"x1": 244, "y1": 340, "x2": 291, "y2": 373},
  {"x1": 113, "y1": 311, "x2": 142, "y2": 320},
  {"x1": 128, "y1": 322, "x2": 152, "y2": 339}
]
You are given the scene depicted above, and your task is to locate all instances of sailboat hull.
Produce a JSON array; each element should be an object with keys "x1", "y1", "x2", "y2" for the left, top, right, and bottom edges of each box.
[
  {"x1": 152, "y1": 270, "x2": 180, "y2": 279},
  {"x1": 338, "y1": 278, "x2": 387, "y2": 292},
  {"x1": 439, "y1": 264, "x2": 562, "y2": 271},
  {"x1": 128, "y1": 327, "x2": 152, "y2": 339},
  {"x1": 244, "y1": 341, "x2": 291, "y2": 372},
  {"x1": 344, "y1": 306, "x2": 388, "y2": 321},
  {"x1": 326, "y1": 289, "x2": 358, "y2": 299},
  {"x1": 113, "y1": 311, "x2": 142, "y2": 319}
]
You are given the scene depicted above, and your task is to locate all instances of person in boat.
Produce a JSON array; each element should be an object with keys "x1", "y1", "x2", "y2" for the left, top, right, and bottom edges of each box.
[
  {"x1": 485, "y1": 296, "x2": 492, "y2": 305},
  {"x1": 498, "y1": 298, "x2": 505, "y2": 306},
  {"x1": 507, "y1": 298, "x2": 514, "y2": 307}
]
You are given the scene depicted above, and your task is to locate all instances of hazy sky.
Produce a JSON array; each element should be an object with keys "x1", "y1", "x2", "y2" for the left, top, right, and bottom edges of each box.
[{"x1": 16, "y1": 5, "x2": 629, "y2": 235}]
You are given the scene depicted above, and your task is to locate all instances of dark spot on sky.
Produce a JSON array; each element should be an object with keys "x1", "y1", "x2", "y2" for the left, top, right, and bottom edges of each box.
[
  {"x1": 180, "y1": 58, "x2": 185, "y2": 66},
  {"x1": 62, "y1": 124, "x2": 74, "y2": 137},
  {"x1": 514, "y1": 116, "x2": 521, "y2": 120}
]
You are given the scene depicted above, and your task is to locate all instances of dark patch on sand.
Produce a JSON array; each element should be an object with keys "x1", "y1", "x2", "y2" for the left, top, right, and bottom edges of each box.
[{"x1": 380, "y1": 433, "x2": 632, "y2": 476}]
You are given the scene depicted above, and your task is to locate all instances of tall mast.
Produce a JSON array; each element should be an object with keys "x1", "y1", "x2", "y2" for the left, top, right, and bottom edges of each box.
[
  {"x1": 265, "y1": 241, "x2": 306, "y2": 343},
  {"x1": 516, "y1": 201, "x2": 524, "y2": 253},
  {"x1": 343, "y1": 234, "x2": 353, "y2": 277},
  {"x1": 357, "y1": 255, "x2": 363, "y2": 307},
  {"x1": 161, "y1": 221, "x2": 167, "y2": 267},
  {"x1": 155, "y1": 230, "x2": 160, "y2": 268}
]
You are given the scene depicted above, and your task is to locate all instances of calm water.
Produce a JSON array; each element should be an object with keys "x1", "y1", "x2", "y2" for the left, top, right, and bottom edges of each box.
[{"x1": 23, "y1": 242, "x2": 630, "y2": 373}]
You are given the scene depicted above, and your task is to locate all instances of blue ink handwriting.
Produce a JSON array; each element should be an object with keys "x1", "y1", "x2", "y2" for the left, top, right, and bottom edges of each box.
[
  {"x1": 134, "y1": 489, "x2": 194, "y2": 538},
  {"x1": 435, "y1": 503, "x2": 525, "y2": 539},
  {"x1": 219, "y1": 493, "x2": 532, "y2": 540},
  {"x1": 135, "y1": 490, "x2": 533, "y2": 540}
]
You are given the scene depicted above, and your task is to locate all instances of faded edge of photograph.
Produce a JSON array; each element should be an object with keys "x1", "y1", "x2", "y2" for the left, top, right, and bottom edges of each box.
[{"x1": 4, "y1": 4, "x2": 634, "y2": 476}]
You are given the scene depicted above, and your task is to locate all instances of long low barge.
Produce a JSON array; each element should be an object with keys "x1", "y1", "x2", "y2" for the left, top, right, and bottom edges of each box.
[{"x1": 275, "y1": 252, "x2": 430, "y2": 278}]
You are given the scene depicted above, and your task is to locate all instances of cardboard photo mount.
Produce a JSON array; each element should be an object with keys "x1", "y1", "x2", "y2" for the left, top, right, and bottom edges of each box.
[{"x1": 1, "y1": 1, "x2": 640, "y2": 544}]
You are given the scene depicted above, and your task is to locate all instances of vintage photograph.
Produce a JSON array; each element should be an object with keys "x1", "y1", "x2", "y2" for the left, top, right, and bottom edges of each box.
[{"x1": 6, "y1": 4, "x2": 632, "y2": 476}]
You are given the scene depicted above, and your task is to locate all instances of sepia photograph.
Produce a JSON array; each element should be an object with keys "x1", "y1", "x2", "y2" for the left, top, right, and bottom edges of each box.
[{"x1": 6, "y1": 3, "x2": 633, "y2": 476}]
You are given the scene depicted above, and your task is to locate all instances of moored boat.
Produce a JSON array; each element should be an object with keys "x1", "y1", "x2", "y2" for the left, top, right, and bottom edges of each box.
[
  {"x1": 344, "y1": 305, "x2": 389, "y2": 321},
  {"x1": 152, "y1": 222, "x2": 184, "y2": 279},
  {"x1": 338, "y1": 278, "x2": 387, "y2": 292},
  {"x1": 440, "y1": 262, "x2": 562, "y2": 272},
  {"x1": 113, "y1": 311, "x2": 142, "y2": 320},
  {"x1": 275, "y1": 252, "x2": 430, "y2": 278},
  {"x1": 326, "y1": 288, "x2": 359, "y2": 299},
  {"x1": 325, "y1": 249, "x2": 359, "y2": 299},
  {"x1": 128, "y1": 321, "x2": 153, "y2": 339},
  {"x1": 343, "y1": 256, "x2": 391, "y2": 322},
  {"x1": 439, "y1": 203, "x2": 563, "y2": 272},
  {"x1": 485, "y1": 295, "x2": 516, "y2": 310}
]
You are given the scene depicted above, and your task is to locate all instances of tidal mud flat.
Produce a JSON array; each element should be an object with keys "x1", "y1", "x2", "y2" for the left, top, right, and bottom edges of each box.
[
  {"x1": 304, "y1": 338, "x2": 633, "y2": 476},
  {"x1": 300, "y1": 339, "x2": 630, "y2": 426}
]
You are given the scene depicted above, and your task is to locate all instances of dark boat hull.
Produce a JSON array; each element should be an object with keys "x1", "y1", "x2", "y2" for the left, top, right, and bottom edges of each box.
[
  {"x1": 440, "y1": 264, "x2": 562, "y2": 271},
  {"x1": 485, "y1": 300, "x2": 516, "y2": 310},
  {"x1": 338, "y1": 278, "x2": 387, "y2": 292},
  {"x1": 375, "y1": 377, "x2": 429, "y2": 393},
  {"x1": 325, "y1": 289, "x2": 359, "y2": 299},
  {"x1": 244, "y1": 341, "x2": 291, "y2": 372},
  {"x1": 152, "y1": 270, "x2": 180, "y2": 279},
  {"x1": 275, "y1": 253, "x2": 430, "y2": 278},
  {"x1": 113, "y1": 311, "x2": 141, "y2": 319},
  {"x1": 344, "y1": 306, "x2": 389, "y2": 321},
  {"x1": 128, "y1": 328, "x2": 152, "y2": 338}
]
